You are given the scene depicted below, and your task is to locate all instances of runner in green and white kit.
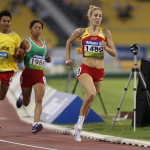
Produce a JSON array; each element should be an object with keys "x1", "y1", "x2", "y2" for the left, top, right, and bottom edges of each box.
[
  {"x1": 16, "y1": 20, "x2": 51, "y2": 134},
  {"x1": 24, "y1": 38, "x2": 46, "y2": 70}
]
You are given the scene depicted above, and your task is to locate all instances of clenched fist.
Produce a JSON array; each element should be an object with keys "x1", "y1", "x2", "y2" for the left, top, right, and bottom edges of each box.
[
  {"x1": 45, "y1": 57, "x2": 51, "y2": 63},
  {"x1": 65, "y1": 58, "x2": 74, "y2": 66},
  {"x1": 18, "y1": 49, "x2": 26, "y2": 56}
]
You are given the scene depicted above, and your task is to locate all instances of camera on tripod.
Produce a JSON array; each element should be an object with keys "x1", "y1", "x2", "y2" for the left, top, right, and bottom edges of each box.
[{"x1": 130, "y1": 44, "x2": 139, "y2": 55}]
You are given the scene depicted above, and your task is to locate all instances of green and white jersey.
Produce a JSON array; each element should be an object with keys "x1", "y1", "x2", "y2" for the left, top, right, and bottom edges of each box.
[{"x1": 24, "y1": 38, "x2": 47, "y2": 70}]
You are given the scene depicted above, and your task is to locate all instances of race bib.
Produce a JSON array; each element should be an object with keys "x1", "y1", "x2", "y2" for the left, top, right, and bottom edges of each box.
[
  {"x1": 77, "y1": 67, "x2": 82, "y2": 76},
  {"x1": 84, "y1": 40, "x2": 104, "y2": 57},
  {"x1": 84, "y1": 45, "x2": 103, "y2": 53},
  {"x1": 30, "y1": 55, "x2": 45, "y2": 67},
  {"x1": 30, "y1": 58, "x2": 45, "y2": 66},
  {"x1": 43, "y1": 77, "x2": 46, "y2": 85}
]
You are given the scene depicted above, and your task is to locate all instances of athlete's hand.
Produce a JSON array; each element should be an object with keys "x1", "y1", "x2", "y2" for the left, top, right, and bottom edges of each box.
[
  {"x1": 45, "y1": 57, "x2": 51, "y2": 63},
  {"x1": 15, "y1": 48, "x2": 26, "y2": 59},
  {"x1": 18, "y1": 48, "x2": 26, "y2": 56},
  {"x1": 65, "y1": 58, "x2": 74, "y2": 66},
  {"x1": 101, "y1": 41, "x2": 107, "y2": 50}
]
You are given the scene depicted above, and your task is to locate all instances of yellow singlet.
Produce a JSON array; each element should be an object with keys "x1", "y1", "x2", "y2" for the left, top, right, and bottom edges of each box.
[{"x1": 0, "y1": 31, "x2": 21, "y2": 72}]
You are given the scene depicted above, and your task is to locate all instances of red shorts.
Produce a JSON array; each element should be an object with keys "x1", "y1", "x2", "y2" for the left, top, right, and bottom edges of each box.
[
  {"x1": 0, "y1": 71, "x2": 14, "y2": 85},
  {"x1": 77, "y1": 63, "x2": 105, "y2": 82},
  {"x1": 20, "y1": 68, "x2": 46, "y2": 87}
]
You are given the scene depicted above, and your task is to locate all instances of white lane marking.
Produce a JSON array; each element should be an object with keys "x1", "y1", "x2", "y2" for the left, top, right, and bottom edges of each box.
[
  {"x1": 0, "y1": 117, "x2": 8, "y2": 120},
  {"x1": 0, "y1": 139, "x2": 58, "y2": 150}
]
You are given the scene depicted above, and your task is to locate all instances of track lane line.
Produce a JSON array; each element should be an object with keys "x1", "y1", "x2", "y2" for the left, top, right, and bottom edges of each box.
[{"x1": 0, "y1": 139, "x2": 58, "y2": 150}]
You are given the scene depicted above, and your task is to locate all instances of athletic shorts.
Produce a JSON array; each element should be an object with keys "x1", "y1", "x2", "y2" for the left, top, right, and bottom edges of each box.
[
  {"x1": 77, "y1": 63, "x2": 105, "y2": 82},
  {"x1": 20, "y1": 68, "x2": 46, "y2": 87},
  {"x1": 0, "y1": 71, "x2": 14, "y2": 85}
]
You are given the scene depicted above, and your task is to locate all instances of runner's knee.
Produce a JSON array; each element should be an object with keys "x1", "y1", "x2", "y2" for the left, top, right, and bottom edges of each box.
[
  {"x1": 87, "y1": 91, "x2": 97, "y2": 101},
  {"x1": 35, "y1": 97, "x2": 43, "y2": 104},
  {"x1": 22, "y1": 98, "x2": 30, "y2": 106},
  {"x1": 0, "y1": 97, "x2": 5, "y2": 101},
  {"x1": 0, "y1": 94, "x2": 6, "y2": 100}
]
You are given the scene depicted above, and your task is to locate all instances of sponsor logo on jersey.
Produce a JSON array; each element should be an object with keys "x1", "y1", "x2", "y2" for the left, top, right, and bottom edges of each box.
[
  {"x1": 91, "y1": 37, "x2": 97, "y2": 40},
  {"x1": 1, "y1": 46, "x2": 9, "y2": 51},
  {"x1": 85, "y1": 40, "x2": 100, "y2": 46},
  {"x1": 0, "y1": 52, "x2": 8, "y2": 58}
]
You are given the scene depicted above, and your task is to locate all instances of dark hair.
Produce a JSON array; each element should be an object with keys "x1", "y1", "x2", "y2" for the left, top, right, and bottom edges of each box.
[
  {"x1": 29, "y1": 20, "x2": 43, "y2": 29},
  {"x1": 0, "y1": 10, "x2": 12, "y2": 20}
]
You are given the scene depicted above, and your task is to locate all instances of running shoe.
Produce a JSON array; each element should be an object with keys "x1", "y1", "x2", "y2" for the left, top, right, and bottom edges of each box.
[
  {"x1": 16, "y1": 94, "x2": 23, "y2": 108},
  {"x1": 74, "y1": 123, "x2": 82, "y2": 142},
  {"x1": 32, "y1": 123, "x2": 43, "y2": 134}
]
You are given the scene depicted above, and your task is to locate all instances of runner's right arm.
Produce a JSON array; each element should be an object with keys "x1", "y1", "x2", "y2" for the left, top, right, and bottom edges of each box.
[{"x1": 15, "y1": 40, "x2": 28, "y2": 63}]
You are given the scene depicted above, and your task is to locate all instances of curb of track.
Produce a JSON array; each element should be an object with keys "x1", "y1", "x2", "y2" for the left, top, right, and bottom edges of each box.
[{"x1": 7, "y1": 90, "x2": 150, "y2": 148}]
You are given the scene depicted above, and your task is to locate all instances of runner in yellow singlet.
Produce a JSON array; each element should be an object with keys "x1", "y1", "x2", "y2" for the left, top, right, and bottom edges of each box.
[{"x1": 0, "y1": 10, "x2": 24, "y2": 101}]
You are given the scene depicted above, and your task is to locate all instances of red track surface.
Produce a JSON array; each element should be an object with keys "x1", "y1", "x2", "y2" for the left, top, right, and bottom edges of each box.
[{"x1": 0, "y1": 98, "x2": 149, "y2": 150}]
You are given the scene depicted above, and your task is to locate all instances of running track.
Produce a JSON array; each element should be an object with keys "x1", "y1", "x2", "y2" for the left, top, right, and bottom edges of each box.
[{"x1": 0, "y1": 98, "x2": 149, "y2": 150}]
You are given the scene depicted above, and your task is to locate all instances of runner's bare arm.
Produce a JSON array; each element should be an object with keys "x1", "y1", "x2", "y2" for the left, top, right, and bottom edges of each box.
[
  {"x1": 15, "y1": 40, "x2": 28, "y2": 63},
  {"x1": 66, "y1": 28, "x2": 85, "y2": 59},
  {"x1": 65, "y1": 28, "x2": 84, "y2": 66},
  {"x1": 102, "y1": 29, "x2": 116, "y2": 57}
]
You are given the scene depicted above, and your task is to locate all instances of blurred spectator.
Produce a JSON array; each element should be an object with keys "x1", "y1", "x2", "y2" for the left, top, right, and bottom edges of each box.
[
  {"x1": 125, "y1": 2, "x2": 133, "y2": 14},
  {"x1": 6, "y1": 0, "x2": 21, "y2": 14},
  {"x1": 137, "y1": 0, "x2": 150, "y2": 1},
  {"x1": 91, "y1": 0, "x2": 102, "y2": 7},
  {"x1": 26, "y1": 0, "x2": 37, "y2": 12},
  {"x1": 62, "y1": 0, "x2": 71, "y2": 7},
  {"x1": 113, "y1": 1, "x2": 134, "y2": 21},
  {"x1": 101, "y1": 15, "x2": 109, "y2": 24},
  {"x1": 20, "y1": 0, "x2": 28, "y2": 4},
  {"x1": 113, "y1": 0, "x2": 121, "y2": 10},
  {"x1": 77, "y1": 0, "x2": 88, "y2": 18},
  {"x1": 36, "y1": 7, "x2": 50, "y2": 22}
]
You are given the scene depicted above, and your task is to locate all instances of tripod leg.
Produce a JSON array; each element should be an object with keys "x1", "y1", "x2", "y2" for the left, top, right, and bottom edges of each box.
[
  {"x1": 133, "y1": 69, "x2": 137, "y2": 132},
  {"x1": 65, "y1": 67, "x2": 73, "y2": 92},
  {"x1": 98, "y1": 92, "x2": 107, "y2": 115},
  {"x1": 72, "y1": 78, "x2": 85, "y2": 95},
  {"x1": 138, "y1": 71, "x2": 150, "y2": 106},
  {"x1": 110, "y1": 71, "x2": 133, "y2": 130},
  {"x1": 72, "y1": 78, "x2": 78, "y2": 94}
]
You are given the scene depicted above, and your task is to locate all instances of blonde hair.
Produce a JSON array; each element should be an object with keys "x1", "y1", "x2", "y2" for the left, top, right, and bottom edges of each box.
[{"x1": 87, "y1": 5, "x2": 102, "y2": 17}]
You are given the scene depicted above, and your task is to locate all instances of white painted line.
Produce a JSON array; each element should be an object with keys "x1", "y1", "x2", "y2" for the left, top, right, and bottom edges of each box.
[
  {"x1": 0, "y1": 117, "x2": 8, "y2": 120},
  {"x1": 0, "y1": 139, "x2": 58, "y2": 150}
]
